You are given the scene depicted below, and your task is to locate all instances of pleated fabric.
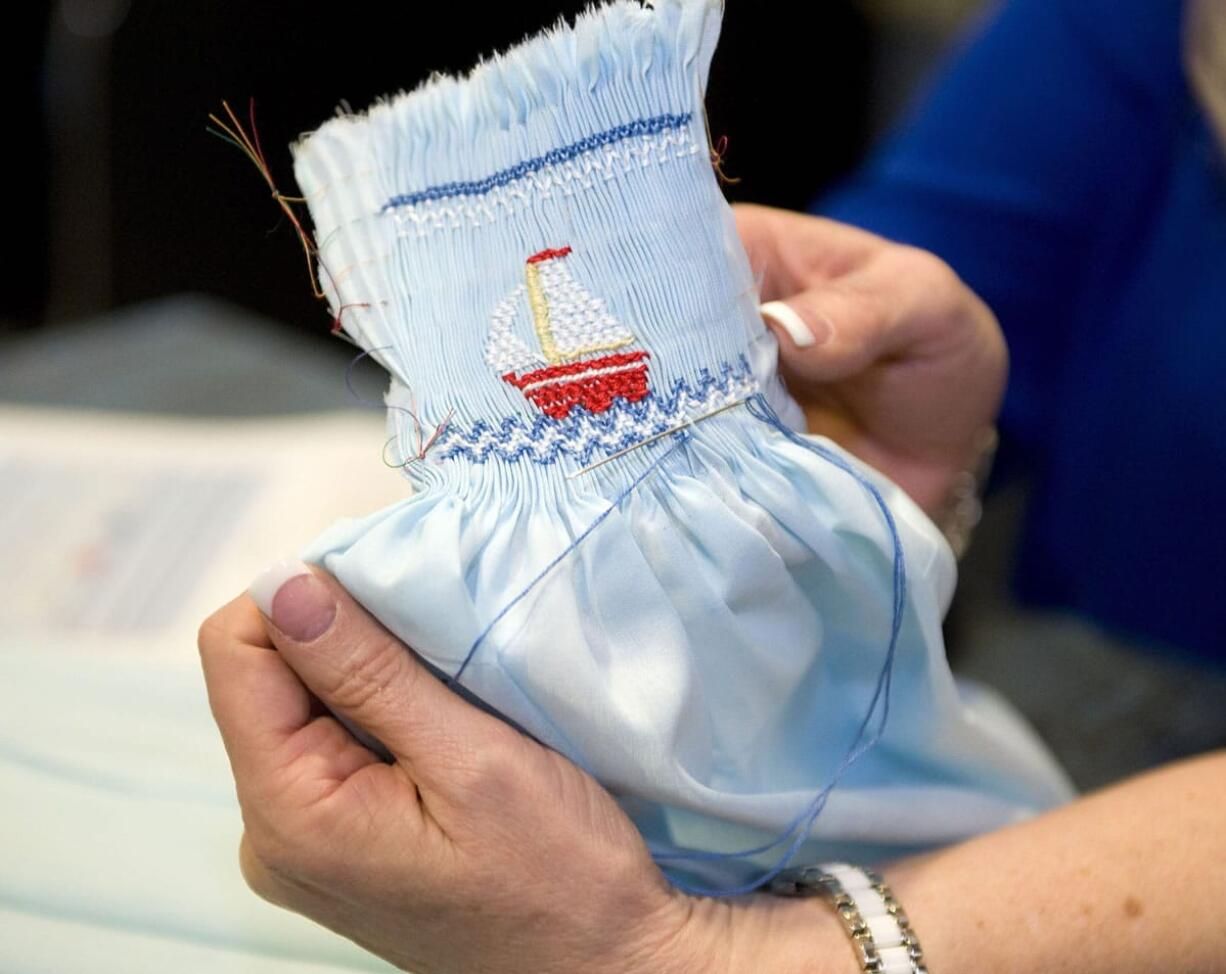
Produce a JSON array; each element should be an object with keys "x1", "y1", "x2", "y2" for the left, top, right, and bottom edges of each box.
[{"x1": 291, "y1": 0, "x2": 1073, "y2": 886}]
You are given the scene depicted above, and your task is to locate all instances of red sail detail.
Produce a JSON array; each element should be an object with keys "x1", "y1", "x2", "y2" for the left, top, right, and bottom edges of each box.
[
  {"x1": 503, "y1": 351, "x2": 650, "y2": 419},
  {"x1": 526, "y1": 245, "x2": 573, "y2": 264}
]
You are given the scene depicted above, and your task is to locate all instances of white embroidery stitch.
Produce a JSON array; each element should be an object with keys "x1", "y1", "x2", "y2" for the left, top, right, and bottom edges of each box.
[
  {"x1": 483, "y1": 283, "x2": 541, "y2": 375},
  {"x1": 389, "y1": 129, "x2": 700, "y2": 238},
  {"x1": 432, "y1": 363, "x2": 759, "y2": 465}
]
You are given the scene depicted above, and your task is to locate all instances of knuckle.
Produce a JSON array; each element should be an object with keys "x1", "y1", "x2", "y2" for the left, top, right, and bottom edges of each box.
[
  {"x1": 242, "y1": 820, "x2": 290, "y2": 873},
  {"x1": 872, "y1": 244, "x2": 990, "y2": 343},
  {"x1": 893, "y1": 243, "x2": 954, "y2": 281},
  {"x1": 843, "y1": 285, "x2": 889, "y2": 336},
  {"x1": 460, "y1": 736, "x2": 533, "y2": 806},
  {"x1": 329, "y1": 635, "x2": 412, "y2": 714},
  {"x1": 891, "y1": 245, "x2": 965, "y2": 305},
  {"x1": 243, "y1": 817, "x2": 331, "y2": 892},
  {"x1": 805, "y1": 284, "x2": 886, "y2": 348},
  {"x1": 239, "y1": 832, "x2": 292, "y2": 904}
]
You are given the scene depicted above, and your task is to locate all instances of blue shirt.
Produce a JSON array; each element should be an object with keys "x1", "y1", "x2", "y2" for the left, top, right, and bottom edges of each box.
[{"x1": 816, "y1": 0, "x2": 1226, "y2": 661}]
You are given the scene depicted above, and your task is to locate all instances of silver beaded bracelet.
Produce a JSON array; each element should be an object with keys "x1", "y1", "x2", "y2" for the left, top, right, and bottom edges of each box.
[{"x1": 770, "y1": 863, "x2": 928, "y2": 974}]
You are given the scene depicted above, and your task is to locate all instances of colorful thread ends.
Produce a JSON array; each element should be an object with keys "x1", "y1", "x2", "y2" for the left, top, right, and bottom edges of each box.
[
  {"x1": 208, "y1": 98, "x2": 364, "y2": 345},
  {"x1": 207, "y1": 99, "x2": 323, "y2": 300}
]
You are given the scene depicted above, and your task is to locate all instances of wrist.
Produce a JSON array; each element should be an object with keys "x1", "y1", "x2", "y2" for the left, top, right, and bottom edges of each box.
[{"x1": 665, "y1": 890, "x2": 857, "y2": 974}]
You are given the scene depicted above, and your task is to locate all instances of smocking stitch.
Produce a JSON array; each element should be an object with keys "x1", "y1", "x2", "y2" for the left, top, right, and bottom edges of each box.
[
  {"x1": 434, "y1": 359, "x2": 759, "y2": 466},
  {"x1": 390, "y1": 128, "x2": 700, "y2": 238},
  {"x1": 380, "y1": 113, "x2": 691, "y2": 212}
]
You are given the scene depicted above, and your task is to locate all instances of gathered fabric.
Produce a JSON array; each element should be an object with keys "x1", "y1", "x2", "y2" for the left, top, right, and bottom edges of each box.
[{"x1": 292, "y1": 0, "x2": 1072, "y2": 889}]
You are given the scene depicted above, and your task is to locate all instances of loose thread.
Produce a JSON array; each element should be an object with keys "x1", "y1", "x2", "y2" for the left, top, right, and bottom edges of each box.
[
  {"x1": 434, "y1": 392, "x2": 905, "y2": 896},
  {"x1": 207, "y1": 98, "x2": 325, "y2": 299},
  {"x1": 699, "y1": 101, "x2": 740, "y2": 187},
  {"x1": 646, "y1": 393, "x2": 908, "y2": 897},
  {"x1": 207, "y1": 97, "x2": 369, "y2": 343},
  {"x1": 345, "y1": 347, "x2": 453, "y2": 465},
  {"x1": 424, "y1": 388, "x2": 906, "y2": 898},
  {"x1": 708, "y1": 134, "x2": 740, "y2": 186},
  {"x1": 345, "y1": 346, "x2": 394, "y2": 410},
  {"x1": 447, "y1": 431, "x2": 693, "y2": 688},
  {"x1": 331, "y1": 302, "x2": 372, "y2": 341}
]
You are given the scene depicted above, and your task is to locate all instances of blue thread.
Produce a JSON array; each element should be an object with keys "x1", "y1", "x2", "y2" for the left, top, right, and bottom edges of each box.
[
  {"x1": 446, "y1": 430, "x2": 693, "y2": 688},
  {"x1": 439, "y1": 359, "x2": 755, "y2": 466},
  {"x1": 639, "y1": 394, "x2": 907, "y2": 896},
  {"x1": 380, "y1": 112, "x2": 692, "y2": 212},
  {"x1": 440, "y1": 390, "x2": 907, "y2": 898},
  {"x1": 347, "y1": 346, "x2": 445, "y2": 467},
  {"x1": 345, "y1": 346, "x2": 393, "y2": 409}
]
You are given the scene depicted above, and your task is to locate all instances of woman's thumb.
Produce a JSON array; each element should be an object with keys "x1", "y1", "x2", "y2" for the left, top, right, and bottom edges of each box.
[{"x1": 249, "y1": 560, "x2": 504, "y2": 771}]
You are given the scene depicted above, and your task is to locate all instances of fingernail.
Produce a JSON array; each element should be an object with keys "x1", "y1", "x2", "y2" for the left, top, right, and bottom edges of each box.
[
  {"x1": 760, "y1": 300, "x2": 831, "y2": 348},
  {"x1": 249, "y1": 558, "x2": 312, "y2": 616},
  {"x1": 248, "y1": 558, "x2": 336, "y2": 642}
]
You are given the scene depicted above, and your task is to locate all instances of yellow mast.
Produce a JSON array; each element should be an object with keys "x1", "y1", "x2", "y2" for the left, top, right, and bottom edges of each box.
[
  {"x1": 524, "y1": 261, "x2": 563, "y2": 364},
  {"x1": 523, "y1": 249, "x2": 634, "y2": 367}
]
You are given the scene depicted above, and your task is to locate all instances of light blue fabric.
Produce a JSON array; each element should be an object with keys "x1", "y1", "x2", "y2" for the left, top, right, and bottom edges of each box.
[{"x1": 292, "y1": 0, "x2": 1072, "y2": 888}]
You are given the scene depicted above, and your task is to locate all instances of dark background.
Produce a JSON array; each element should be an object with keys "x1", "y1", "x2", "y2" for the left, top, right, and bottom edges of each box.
[{"x1": 14, "y1": 1, "x2": 886, "y2": 341}]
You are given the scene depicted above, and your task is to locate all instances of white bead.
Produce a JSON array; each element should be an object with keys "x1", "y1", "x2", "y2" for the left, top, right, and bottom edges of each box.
[
  {"x1": 827, "y1": 864, "x2": 873, "y2": 891},
  {"x1": 852, "y1": 887, "x2": 890, "y2": 918},
  {"x1": 877, "y1": 945, "x2": 915, "y2": 973},
  {"x1": 864, "y1": 913, "x2": 905, "y2": 948}
]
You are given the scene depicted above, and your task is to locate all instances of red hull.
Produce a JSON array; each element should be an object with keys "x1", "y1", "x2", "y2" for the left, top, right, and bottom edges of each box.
[{"x1": 503, "y1": 351, "x2": 650, "y2": 419}]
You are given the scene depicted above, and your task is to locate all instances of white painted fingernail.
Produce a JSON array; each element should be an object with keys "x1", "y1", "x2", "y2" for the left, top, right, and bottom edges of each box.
[
  {"x1": 248, "y1": 557, "x2": 313, "y2": 617},
  {"x1": 759, "y1": 300, "x2": 817, "y2": 348}
]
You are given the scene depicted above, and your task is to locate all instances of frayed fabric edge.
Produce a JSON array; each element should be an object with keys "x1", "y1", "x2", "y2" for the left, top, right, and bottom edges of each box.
[{"x1": 289, "y1": 0, "x2": 721, "y2": 161}]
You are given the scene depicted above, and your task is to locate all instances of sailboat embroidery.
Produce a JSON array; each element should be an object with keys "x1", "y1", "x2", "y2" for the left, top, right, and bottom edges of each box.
[{"x1": 484, "y1": 246, "x2": 651, "y2": 419}]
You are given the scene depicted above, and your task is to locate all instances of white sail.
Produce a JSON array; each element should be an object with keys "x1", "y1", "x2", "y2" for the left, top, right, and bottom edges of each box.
[
  {"x1": 484, "y1": 250, "x2": 641, "y2": 379},
  {"x1": 483, "y1": 283, "x2": 543, "y2": 374},
  {"x1": 534, "y1": 258, "x2": 635, "y2": 359}
]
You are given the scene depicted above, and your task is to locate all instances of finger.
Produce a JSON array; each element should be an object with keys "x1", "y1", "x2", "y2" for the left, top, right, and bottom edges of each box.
[
  {"x1": 761, "y1": 283, "x2": 892, "y2": 383},
  {"x1": 733, "y1": 202, "x2": 882, "y2": 298},
  {"x1": 198, "y1": 593, "x2": 313, "y2": 783},
  {"x1": 198, "y1": 593, "x2": 380, "y2": 794},
  {"x1": 763, "y1": 237, "x2": 978, "y2": 383},
  {"x1": 248, "y1": 560, "x2": 515, "y2": 782}
]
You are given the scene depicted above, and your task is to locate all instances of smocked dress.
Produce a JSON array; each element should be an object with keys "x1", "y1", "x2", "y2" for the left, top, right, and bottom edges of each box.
[{"x1": 291, "y1": 0, "x2": 1072, "y2": 890}]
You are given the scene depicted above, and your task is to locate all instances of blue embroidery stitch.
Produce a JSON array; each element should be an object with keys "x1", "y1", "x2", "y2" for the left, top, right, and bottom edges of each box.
[
  {"x1": 435, "y1": 358, "x2": 757, "y2": 466},
  {"x1": 380, "y1": 112, "x2": 692, "y2": 212}
]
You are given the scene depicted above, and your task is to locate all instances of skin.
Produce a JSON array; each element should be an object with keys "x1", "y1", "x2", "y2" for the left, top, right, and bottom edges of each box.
[
  {"x1": 200, "y1": 572, "x2": 825, "y2": 974},
  {"x1": 736, "y1": 203, "x2": 1006, "y2": 525},
  {"x1": 199, "y1": 206, "x2": 1225, "y2": 971},
  {"x1": 199, "y1": 577, "x2": 1226, "y2": 974}
]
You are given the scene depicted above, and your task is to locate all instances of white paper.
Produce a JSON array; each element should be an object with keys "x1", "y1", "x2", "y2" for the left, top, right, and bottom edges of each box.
[
  {"x1": 0, "y1": 405, "x2": 408, "y2": 654},
  {"x1": 0, "y1": 405, "x2": 407, "y2": 971}
]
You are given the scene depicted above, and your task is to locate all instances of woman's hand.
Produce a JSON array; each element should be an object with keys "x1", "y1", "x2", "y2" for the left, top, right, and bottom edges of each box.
[
  {"x1": 198, "y1": 564, "x2": 848, "y2": 974},
  {"x1": 737, "y1": 204, "x2": 1006, "y2": 523},
  {"x1": 198, "y1": 565, "x2": 1226, "y2": 974}
]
